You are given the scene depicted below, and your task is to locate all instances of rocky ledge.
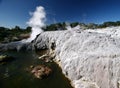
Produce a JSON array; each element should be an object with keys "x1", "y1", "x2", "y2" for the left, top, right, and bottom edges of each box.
[{"x1": 32, "y1": 26, "x2": 120, "y2": 88}]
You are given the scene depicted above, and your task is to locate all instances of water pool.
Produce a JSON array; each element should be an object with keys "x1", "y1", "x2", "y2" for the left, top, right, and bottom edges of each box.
[{"x1": 0, "y1": 51, "x2": 73, "y2": 88}]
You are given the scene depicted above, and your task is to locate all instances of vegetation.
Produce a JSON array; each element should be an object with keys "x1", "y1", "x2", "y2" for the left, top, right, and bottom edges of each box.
[
  {"x1": 0, "y1": 26, "x2": 31, "y2": 43},
  {"x1": 43, "y1": 21, "x2": 120, "y2": 31},
  {"x1": 0, "y1": 21, "x2": 120, "y2": 43},
  {"x1": 44, "y1": 22, "x2": 67, "y2": 31},
  {"x1": 98, "y1": 21, "x2": 120, "y2": 28}
]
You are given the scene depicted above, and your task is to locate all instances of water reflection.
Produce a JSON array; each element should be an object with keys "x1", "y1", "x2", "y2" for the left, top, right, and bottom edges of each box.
[{"x1": 0, "y1": 51, "x2": 73, "y2": 88}]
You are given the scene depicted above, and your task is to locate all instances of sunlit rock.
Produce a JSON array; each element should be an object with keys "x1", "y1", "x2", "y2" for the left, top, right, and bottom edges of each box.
[{"x1": 33, "y1": 26, "x2": 120, "y2": 88}]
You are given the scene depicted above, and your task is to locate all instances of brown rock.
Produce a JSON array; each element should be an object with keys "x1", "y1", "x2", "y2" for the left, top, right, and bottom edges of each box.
[{"x1": 31, "y1": 65, "x2": 52, "y2": 79}]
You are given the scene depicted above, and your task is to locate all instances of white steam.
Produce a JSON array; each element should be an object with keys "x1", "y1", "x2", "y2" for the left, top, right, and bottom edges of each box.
[
  {"x1": 66, "y1": 25, "x2": 81, "y2": 30},
  {"x1": 65, "y1": 23, "x2": 81, "y2": 30},
  {"x1": 65, "y1": 23, "x2": 81, "y2": 36},
  {"x1": 26, "y1": 6, "x2": 46, "y2": 42}
]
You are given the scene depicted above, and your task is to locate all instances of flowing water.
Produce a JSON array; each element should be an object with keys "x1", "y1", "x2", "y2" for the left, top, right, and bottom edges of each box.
[{"x1": 0, "y1": 51, "x2": 73, "y2": 88}]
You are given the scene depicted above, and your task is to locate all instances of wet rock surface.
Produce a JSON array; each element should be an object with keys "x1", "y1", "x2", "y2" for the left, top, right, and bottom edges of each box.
[
  {"x1": 31, "y1": 65, "x2": 52, "y2": 79},
  {"x1": 0, "y1": 55, "x2": 14, "y2": 63}
]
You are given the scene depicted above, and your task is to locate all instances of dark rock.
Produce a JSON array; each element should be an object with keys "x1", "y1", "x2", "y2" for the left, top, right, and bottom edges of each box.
[
  {"x1": 19, "y1": 33, "x2": 30, "y2": 40},
  {"x1": 0, "y1": 55, "x2": 14, "y2": 63}
]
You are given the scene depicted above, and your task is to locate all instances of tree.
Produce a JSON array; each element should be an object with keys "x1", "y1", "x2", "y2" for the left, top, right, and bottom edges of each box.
[
  {"x1": 24, "y1": 27, "x2": 31, "y2": 33},
  {"x1": 87, "y1": 23, "x2": 98, "y2": 29}
]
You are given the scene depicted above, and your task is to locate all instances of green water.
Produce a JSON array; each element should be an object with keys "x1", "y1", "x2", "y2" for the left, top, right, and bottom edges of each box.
[{"x1": 0, "y1": 51, "x2": 73, "y2": 88}]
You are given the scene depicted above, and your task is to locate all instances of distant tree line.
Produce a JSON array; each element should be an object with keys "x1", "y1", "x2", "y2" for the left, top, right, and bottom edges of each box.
[
  {"x1": 43, "y1": 21, "x2": 120, "y2": 31},
  {"x1": 0, "y1": 26, "x2": 31, "y2": 43},
  {"x1": 0, "y1": 21, "x2": 120, "y2": 43}
]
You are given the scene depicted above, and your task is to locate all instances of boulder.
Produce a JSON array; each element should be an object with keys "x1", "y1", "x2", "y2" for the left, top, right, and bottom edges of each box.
[{"x1": 31, "y1": 65, "x2": 52, "y2": 79}]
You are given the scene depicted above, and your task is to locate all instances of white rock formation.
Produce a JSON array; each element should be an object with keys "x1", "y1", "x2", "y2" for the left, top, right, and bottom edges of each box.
[
  {"x1": 33, "y1": 26, "x2": 120, "y2": 88},
  {"x1": 1, "y1": 26, "x2": 120, "y2": 88}
]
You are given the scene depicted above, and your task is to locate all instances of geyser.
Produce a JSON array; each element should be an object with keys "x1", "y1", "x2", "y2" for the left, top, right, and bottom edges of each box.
[{"x1": 26, "y1": 6, "x2": 46, "y2": 42}]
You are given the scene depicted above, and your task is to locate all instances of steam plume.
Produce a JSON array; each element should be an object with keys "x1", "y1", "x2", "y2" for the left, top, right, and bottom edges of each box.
[
  {"x1": 66, "y1": 23, "x2": 81, "y2": 30},
  {"x1": 26, "y1": 6, "x2": 46, "y2": 42}
]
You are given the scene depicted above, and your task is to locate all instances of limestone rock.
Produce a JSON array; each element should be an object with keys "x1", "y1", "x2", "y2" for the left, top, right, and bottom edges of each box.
[{"x1": 33, "y1": 26, "x2": 120, "y2": 88}]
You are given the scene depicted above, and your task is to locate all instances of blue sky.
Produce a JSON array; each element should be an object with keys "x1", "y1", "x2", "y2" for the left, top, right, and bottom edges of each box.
[{"x1": 0, "y1": 0, "x2": 120, "y2": 28}]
